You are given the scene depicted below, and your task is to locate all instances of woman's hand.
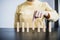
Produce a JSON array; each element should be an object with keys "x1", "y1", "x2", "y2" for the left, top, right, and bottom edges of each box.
[{"x1": 33, "y1": 10, "x2": 50, "y2": 20}]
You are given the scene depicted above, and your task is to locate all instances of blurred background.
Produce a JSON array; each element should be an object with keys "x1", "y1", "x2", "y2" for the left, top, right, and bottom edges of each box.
[{"x1": 0, "y1": 0, "x2": 60, "y2": 28}]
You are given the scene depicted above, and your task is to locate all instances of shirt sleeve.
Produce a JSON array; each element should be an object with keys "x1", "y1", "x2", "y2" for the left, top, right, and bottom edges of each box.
[
  {"x1": 45, "y1": 2, "x2": 59, "y2": 22},
  {"x1": 14, "y1": 6, "x2": 20, "y2": 27}
]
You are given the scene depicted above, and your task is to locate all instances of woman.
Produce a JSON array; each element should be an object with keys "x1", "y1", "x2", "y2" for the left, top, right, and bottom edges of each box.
[{"x1": 14, "y1": 0, "x2": 59, "y2": 32}]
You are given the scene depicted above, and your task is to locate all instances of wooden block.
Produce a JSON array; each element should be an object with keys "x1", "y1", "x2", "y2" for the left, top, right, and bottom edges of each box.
[
  {"x1": 27, "y1": 23, "x2": 29, "y2": 32},
  {"x1": 22, "y1": 22, "x2": 25, "y2": 32},
  {"x1": 17, "y1": 22, "x2": 19, "y2": 32},
  {"x1": 37, "y1": 23, "x2": 40, "y2": 32}
]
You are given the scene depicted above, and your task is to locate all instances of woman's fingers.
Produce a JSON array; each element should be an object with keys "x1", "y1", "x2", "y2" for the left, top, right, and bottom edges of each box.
[
  {"x1": 44, "y1": 13, "x2": 50, "y2": 19},
  {"x1": 33, "y1": 11, "x2": 43, "y2": 19}
]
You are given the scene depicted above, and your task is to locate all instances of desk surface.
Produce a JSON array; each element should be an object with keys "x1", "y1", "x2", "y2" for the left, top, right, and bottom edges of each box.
[{"x1": 0, "y1": 28, "x2": 60, "y2": 40}]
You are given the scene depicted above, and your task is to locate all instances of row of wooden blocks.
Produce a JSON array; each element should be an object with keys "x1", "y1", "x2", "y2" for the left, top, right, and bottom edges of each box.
[{"x1": 17, "y1": 22, "x2": 51, "y2": 32}]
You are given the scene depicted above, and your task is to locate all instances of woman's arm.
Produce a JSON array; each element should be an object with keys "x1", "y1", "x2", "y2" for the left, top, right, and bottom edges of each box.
[
  {"x1": 44, "y1": 2, "x2": 59, "y2": 22},
  {"x1": 14, "y1": 6, "x2": 20, "y2": 28}
]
